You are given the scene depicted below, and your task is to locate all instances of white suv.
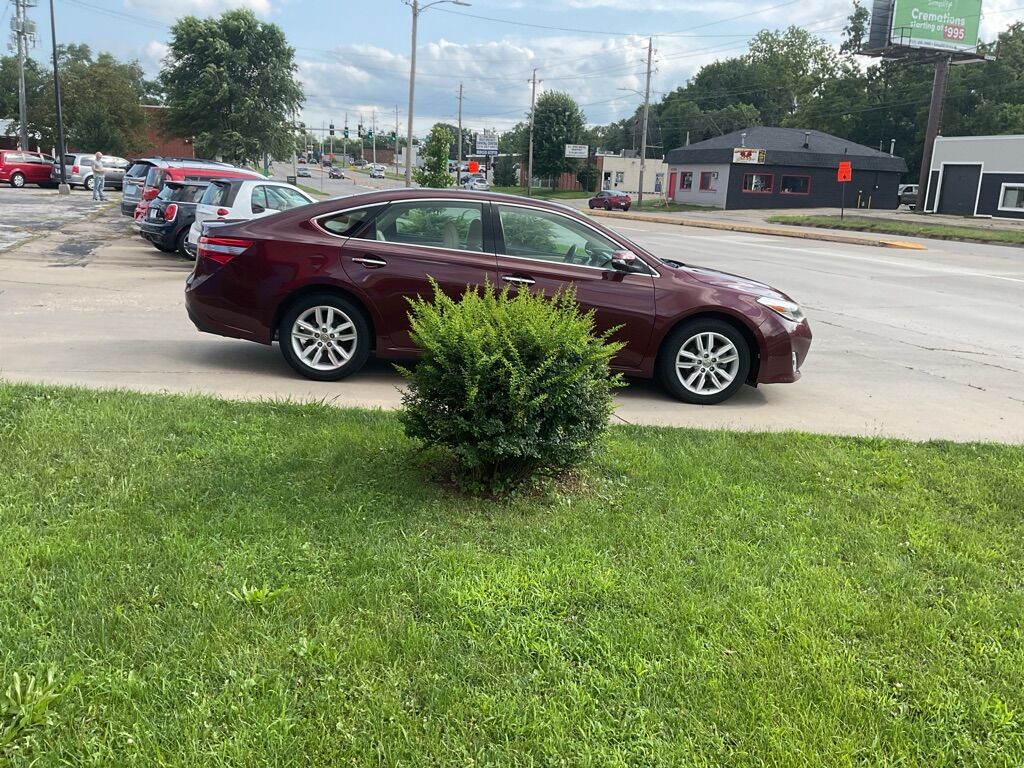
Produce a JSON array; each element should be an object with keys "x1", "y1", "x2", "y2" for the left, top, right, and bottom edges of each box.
[{"x1": 186, "y1": 179, "x2": 315, "y2": 254}]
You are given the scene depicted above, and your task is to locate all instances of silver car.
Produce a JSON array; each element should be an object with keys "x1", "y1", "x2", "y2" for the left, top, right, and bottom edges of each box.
[{"x1": 51, "y1": 153, "x2": 129, "y2": 191}]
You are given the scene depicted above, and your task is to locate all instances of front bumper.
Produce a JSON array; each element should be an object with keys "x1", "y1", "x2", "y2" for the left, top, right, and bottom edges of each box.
[{"x1": 756, "y1": 316, "x2": 812, "y2": 384}]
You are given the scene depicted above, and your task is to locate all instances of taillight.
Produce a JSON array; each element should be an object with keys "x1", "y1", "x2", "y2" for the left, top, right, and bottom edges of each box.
[
  {"x1": 164, "y1": 203, "x2": 178, "y2": 222},
  {"x1": 197, "y1": 236, "x2": 254, "y2": 265},
  {"x1": 72, "y1": 165, "x2": 79, "y2": 173},
  {"x1": 216, "y1": 208, "x2": 229, "y2": 217},
  {"x1": 144, "y1": 188, "x2": 158, "y2": 200}
]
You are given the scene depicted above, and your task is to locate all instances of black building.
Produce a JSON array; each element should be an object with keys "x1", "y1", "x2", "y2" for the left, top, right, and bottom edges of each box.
[
  {"x1": 665, "y1": 127, "x2": 908, "y2": 210},
  {"x1": 924, "y1": 135, "x2": 1024, "y2": 220}
]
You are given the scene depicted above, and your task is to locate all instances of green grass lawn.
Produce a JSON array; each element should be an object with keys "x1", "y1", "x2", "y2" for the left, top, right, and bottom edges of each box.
[
  {"x1": 628, "y1": 200, "x2": 714, "y2": 213},
  {"x1": 768, "y1": 215, "x2": 1024, "y2": 246},
  {"x1": 2, "y1": 383, "x2": 1023, "y2": 766},
  {"x1": 491, "y1": 186, "x2": 592, "y2": 200}
]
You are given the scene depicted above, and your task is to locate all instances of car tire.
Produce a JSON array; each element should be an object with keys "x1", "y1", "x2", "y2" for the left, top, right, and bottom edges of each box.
[
  {"x1": 657, "y1": 318, "x2": 751, "y2": 405},
  {"x1": 10, "y1": 172, "x2": 25, "y2": 188},
  {"x1": 84, "y1": 176, "x2": 94, "y2": 191},
  {"x1": 153, "y1": 242, "x2": 178, "y2": 253},
  {"x1": 175, "y1": 229, "x2": 190, "y2": 257},
  {"x1": 278, "y1": 293, "x2": 371, "y2": 382},
  {"x1": 623, "y1": 205, "x2": 631, "y2": 212},
  {"x1": 588, "y1": 201, "x2": 595, "y2": 209},
  {"x1": 604, "y1": 202, "x2": 612, "y2": 211}
]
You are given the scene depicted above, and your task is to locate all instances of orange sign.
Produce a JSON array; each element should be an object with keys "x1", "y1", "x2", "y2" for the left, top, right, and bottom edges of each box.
[
  {"x1": 468, "y1": 161, "x2": 480, "y2": 173},
  {"x1": 837, "y1": 161, "x2": 852, "y2": 182}
]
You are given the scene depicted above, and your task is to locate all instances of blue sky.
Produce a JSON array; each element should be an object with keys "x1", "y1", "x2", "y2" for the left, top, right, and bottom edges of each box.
[{"x1": 10, "y1": 0, "x2": 1024, "y2": 138}]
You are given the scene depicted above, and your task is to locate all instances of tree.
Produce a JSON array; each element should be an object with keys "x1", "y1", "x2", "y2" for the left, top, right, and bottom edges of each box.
[
  {"x1": 576, "y1": 163, "x2": 599, "y2": 192},
  {"x1": 160, "y1": 9, "x2": 303, "y2": 165},
  {"x1": 493, "y1": 154, "x2": 518, "y2": 187},
  {"x1": 523, "y1": 91, "x2": 586, "y2": 188},
  {"x1": 414, "y1": 124, "x2": 454, "y2": 188}
]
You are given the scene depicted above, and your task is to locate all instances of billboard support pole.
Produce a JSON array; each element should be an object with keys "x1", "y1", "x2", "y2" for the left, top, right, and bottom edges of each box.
[{"x1": 915, "y1": 55, "x2": 950, "y2": 213}]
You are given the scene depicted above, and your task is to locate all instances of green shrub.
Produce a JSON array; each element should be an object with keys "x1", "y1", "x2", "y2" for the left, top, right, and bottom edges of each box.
[{"x1": 398, "y1": 281, "x2": 623, "y2": 494}]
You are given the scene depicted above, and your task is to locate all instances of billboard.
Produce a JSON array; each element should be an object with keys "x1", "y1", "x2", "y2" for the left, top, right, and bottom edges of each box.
[
  {"x1": 890, "y1": 0, "x2": 982, "y2": 52},
  {"x1": 732, "y1": 148, "x2": 766, "y2": 164},
  {"x1": 476, "y1": 134, "x2": 498, "y2": 155},
  {"x1": 564, "y1": 144, "x2": 588, "y2": 159}
]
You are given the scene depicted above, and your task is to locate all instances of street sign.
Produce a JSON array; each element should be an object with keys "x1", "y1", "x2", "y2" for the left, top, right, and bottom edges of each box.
[
  {"x1": 890, "y1": 0, "x2": 982, "y2": 53},
  {"x1": 476, "y1": 134, "x2": 498, "y2": 155},
  {"x1": 468, "y1": 161, "x2": 480, "y2": 173},
  {"x1": 564, "y1": 144, "x2": 588, "y2": 159},
  {"x1": 837, "y1": 161, "x2": 853, "y2": 182},
  {"x1": 732, "y1": 148, "x2": 766, "y2": 164}
]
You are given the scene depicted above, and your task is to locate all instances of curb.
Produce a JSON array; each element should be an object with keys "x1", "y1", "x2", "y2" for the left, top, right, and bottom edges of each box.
[{"x1": 587, "y1": 210, "x2": 928, "y2": 250}]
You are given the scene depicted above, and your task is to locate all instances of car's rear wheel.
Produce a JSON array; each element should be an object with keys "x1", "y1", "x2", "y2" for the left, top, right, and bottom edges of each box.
[
  {"x1": 10, "y1": 172, "x2": 25, "y2": 188},
  {"x1": 604, "y1": 201, "x2": 613, "y2": 210},
  {"x1": 84, "y1": 176, "x2": 94, "y2": 191},
  {"x1": 153, "y1": 241, "x2": 178, "y2": 253},
  {"x1": 175, "y1": 229, "x2": 190, "y2": 257},
  {"x1": 658, "y1": 318, "x2": 751, "y2": 405},
  {"x1": 588, "y1": 201, "x2": 595, "y2": 209},
  {"x1": 278, "y1": 293, "x2": 370, "y2": 381}
]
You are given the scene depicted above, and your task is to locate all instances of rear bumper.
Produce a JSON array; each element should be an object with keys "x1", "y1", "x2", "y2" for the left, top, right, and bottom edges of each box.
[
  {"x1": 121, "y1": 199, "x2": 138, "y2": 216},
  {"x1": 139, "y1": 222, "x2": 176, "y2": 248}
]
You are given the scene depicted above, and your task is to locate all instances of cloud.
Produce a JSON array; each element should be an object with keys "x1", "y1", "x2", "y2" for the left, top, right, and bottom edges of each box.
[{"x1": 144, "y1": 40, "x2": 169, "y2": 67}]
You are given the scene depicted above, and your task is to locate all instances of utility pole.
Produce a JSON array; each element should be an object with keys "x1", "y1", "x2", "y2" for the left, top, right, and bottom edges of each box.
[
  {"x1": 12, "y1": 0, "x2": 34, "y2": 151},
  {"x1": 343, "y1": 111, "x2": 348, "y2": 167},
  {"x1": 47, "y1": 0, "x2": 67, "y2": 194},
  {"x1": 916, "y1": 55, "x2": 949, "y2": 213},
  {"x1": 456, "y1": 82, "x2": 464, "y2": 185},
  {"x1": 372, "y1": 111, "x2": 377, "y2": 166},
  {"x1": 395, "y1": 104, "x2": 400, "y2": 177},
  {"x1": 526, "y1": 69, "x2": 538, "y2": 197},
  {"x1": 637, "y1": 37, "x2": 653, "y2": 208}
]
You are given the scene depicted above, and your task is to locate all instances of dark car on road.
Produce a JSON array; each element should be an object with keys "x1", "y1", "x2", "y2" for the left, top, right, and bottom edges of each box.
[
  {"x1": 0, "y1": 150, "x2": 55, "y2": 188},
  {"x1": 588, "y1": 189, "x2": 631, "y2": 211},
  {"x1": 328, "y1": 166, "x2": 346, "y2": 179},
  {"x1": 185, "y1": 189, "x2": 811, "y2": 405},
  {"x1": 139, "y1": 181, "x2": 210, "y2": 256}
]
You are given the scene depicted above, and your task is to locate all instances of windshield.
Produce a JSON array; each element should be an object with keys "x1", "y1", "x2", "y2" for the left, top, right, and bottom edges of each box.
[
  {"x1": 175, "y1": 185, "x2": 209, "y2": 203},
  {"x1": 201, "y1": 181, "x2": 233, "y2": 207},
  {"x1": 144, "y1": 167, "x2": 166, "y2": 189},
  {"x1": 126, "y1": 162, "x2": 151, "y2": 178},
  {"x1": 157, "y1": 186, "x2": 176, "y2": 201}
]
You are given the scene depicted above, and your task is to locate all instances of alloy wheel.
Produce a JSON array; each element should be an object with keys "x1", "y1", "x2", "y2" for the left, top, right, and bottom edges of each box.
[
  {"x1": 675, "y1": 331, "x2": 741, "y2": 396},
  {"x1": 289, "y1": 305, "x2": 358, "y2": 371},
  {"x1": 11, "y1": 173, "x2": 25, "y2": 188}
]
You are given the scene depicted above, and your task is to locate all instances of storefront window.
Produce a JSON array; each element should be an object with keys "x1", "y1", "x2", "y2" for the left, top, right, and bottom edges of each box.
[
  {"x1": 698, "y1": 171, "x2": 718, "y2": 192},
  {"x1": 680, "y1": 172, "x2": 693, "y2": 190},
  {"x1": 780, "y1": 175, "x2": 811, "y2": 195},
  {"x1": 999, "y1": 184, "x2": 1024, "y2": 210},
  {"x1": 742, "y1": 173, "x2": 773, "y2": 193}
]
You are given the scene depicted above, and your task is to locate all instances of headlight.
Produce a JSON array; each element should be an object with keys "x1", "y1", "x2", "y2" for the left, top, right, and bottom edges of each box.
[{"x1": 756, "y1": 296, "x2": 805, "y2": 323}]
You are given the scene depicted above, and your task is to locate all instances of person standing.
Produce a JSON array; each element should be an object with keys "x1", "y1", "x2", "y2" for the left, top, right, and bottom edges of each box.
[{"x1": 92, "y1": 152, "x2": 107, "y2": 202}]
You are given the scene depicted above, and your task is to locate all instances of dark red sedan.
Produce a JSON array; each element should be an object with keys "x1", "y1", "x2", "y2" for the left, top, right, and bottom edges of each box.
[
  {"x1": 185, "y1": 189, "x2": 810, "y2": 404},
  {"x1": 588, "y1": 190, "x2": 631, "y2": 211}
]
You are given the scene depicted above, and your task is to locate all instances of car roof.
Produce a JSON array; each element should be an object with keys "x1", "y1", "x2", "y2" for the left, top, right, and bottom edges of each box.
[{"x1": 289, "y1": 187, "x2": 580, "y2": 216}]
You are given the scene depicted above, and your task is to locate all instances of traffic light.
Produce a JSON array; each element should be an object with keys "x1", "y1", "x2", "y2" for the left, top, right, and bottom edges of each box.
[
  {"x1": 367, "y1": 130, "x2": 373, "y2": 139},
  {"x1": 357, "y1": 124, "x2": 364, "y2": 138},
  {"x1": 388, "y1": 131, "x2": 396, "y2": 142},
  {"x1": 343, "y1": 126, "x2": 349, "y2": 138},
  {"x1": 329, "y1": 123, "x2": 335, "y2": 136}
]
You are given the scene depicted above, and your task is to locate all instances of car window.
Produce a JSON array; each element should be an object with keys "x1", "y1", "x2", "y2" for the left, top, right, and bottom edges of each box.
[
  {"x1": 318, "y1": 207, "x2": 380, "y2": 237},
  {"x1": 157, "y1": 186, "x2": 177, "y2": 201},
  {"x1": 81, "y1": 158, "x2": 94, "y2": 167},
  {"x1": 176, "y1": 185, "x2": 209, "y2": 203},
  {"x1": 364, "y1": 201, "x2": 484, "y2": 252},
  {"x1": 202, "y1": 181, "x2": 234, "y2": 207},
  {"x1": 63, "y1": 154, "x2": 77, "y2": 165},
  {"x1": 497, "y1": 205, "x2": 622, "y2": 267},
  {"x1": 145, "y1": 167, "x2": 166, "y2": 189},
  {"x1": 266, "y1": 186, "x2": 311, "y2": 210},
  {"x1": 126, "y1": 162, "x2": 151, "y2": 178},
  {"x1": 250, "y1": 185, "x2": 269, "y2": 211}
]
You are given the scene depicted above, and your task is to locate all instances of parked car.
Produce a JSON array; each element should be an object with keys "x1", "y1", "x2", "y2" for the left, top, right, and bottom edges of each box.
[
  {"x1": 138, "y1": 181, "x2": 210, "y2": 256},
  {"x1": 588, "y1": 190, "x2": 631, "y2": 211},
  {"x1": 353, "y1": 158, "x2": 368, "y2": 167},
  {"x1": 133, "y1": 163, "x2": 263, "y2": 223},
  {"x1": 185, "y1": 189, "x2": 811, "y2": 405},
  {"x1": 462, "y1": 175, "x2": 488, "y2": 191},
  {"x1": 51, "y1": 153, "x2": 129, "y2": 191},
  {"x1": 0, "y1": 150, "x2": 55, "y2": 188},
  {"x1": 184, "y1": 178, "x2": 315, "y2": 256},
  {"x1": 898, "y1": 184, "x2": 919, "y2": 208},
  {"x1": 121, "y1": 157, "x2": 239, "y2": 217},
  {"x1": 328, "y1": 166, "x2": 346, "y2": 179}
]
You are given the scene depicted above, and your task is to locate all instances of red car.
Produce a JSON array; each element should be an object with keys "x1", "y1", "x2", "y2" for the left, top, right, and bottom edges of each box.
[
  {"x1": 185, "y1": 189, "x2": 811, "y2": 404},
  {"x1": 0, "y1": 150, "x2": 55, "y2": 188},
  {"x1": 588, "y1": 189, "x2": 631, "y2": 211}
]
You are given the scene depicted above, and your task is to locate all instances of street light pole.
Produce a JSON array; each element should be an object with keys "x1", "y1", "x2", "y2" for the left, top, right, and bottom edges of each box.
[
  {"x1": 48, "y1": 0, "x2": 69, "y2": 195},
  {"x1": 638, "y1": 37, "x2": 653, "y2": 208},
  {"x1": 404, "y1": 0, "x2": 471, "y2": 188}
]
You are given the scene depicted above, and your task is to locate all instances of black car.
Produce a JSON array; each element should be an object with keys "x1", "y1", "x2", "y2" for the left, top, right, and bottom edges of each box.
[
  {"x1": 139, "y1": 181, "x2": 210, "y2": 256},
  {"x1": 328, "y1": 166, "x2": 345, "y2": 179}
]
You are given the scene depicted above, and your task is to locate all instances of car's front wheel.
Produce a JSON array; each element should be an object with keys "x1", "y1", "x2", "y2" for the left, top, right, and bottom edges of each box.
[
  {"x1": 588, "y1": 201, "x2": 595, "y2": 209},
  {"x1": 658, "y1": 319, "x2": 751, "y2": 405},
  {"x1": 278, "y1": 293, "x2": 370, "y2": 381},
  {"x1": 10, "y1": 172, "x2": 25, "y2": 188}
]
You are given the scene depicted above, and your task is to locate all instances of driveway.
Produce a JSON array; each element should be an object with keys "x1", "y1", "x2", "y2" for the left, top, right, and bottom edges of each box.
[
  {"x1": 1, "y1": 202, "x2": 1022, "y2": 443},
  {"x1": 0, "y1": 187, "x2": 109, "y2": 250}
]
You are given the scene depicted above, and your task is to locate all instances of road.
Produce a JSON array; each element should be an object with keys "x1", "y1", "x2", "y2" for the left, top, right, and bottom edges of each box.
[{"x1": 1, "y1": 187, "x2": 1022, "y2": 443}]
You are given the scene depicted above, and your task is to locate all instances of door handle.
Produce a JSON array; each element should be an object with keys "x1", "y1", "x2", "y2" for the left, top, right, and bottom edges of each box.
[
  {"x1": 352, "y1": 256, "x2": 387, "y2": 267},
  {"x1": 501, "y1": 275, "x2": 535, "y2": 286}
]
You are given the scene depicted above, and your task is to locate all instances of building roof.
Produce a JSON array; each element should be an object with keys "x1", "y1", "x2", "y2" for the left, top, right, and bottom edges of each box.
[{"x1": 666, "y1": 127, "x2": 908, "y2": 173}]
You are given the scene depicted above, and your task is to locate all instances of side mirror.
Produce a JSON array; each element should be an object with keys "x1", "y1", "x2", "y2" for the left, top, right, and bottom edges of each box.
[{"x1": 611, "y1": 249, "x2": 639, "y2": 272}]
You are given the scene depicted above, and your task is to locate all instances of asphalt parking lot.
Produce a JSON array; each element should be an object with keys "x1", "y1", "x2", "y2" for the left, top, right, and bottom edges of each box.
[
  {"x1": 1, "y1": 188, "x2": 1023, "y2": 443},
  {"x1": 0, "y1": 187, "x2": 106, "y2": 250}
]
